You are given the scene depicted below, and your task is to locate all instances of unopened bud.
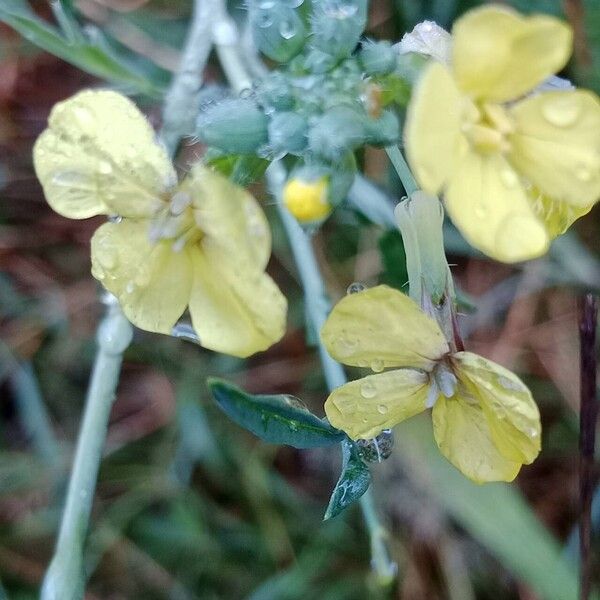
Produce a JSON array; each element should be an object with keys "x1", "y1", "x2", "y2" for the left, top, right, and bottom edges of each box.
[
  {"x1": 196, "y1": 99, "x2": 268, "y2": 154},
  {"x1": 358, "y1": 40, "x2": 397, "y2": 76},
  {"x1": 308, "y1": 106, "x2": 367, "y2": 161},
  {"x1": 283, "y1": 174, "x2": 331, "y2": 223},
  {"x1": 268, "y1": 111, "x2": 308, "y2": 155}
]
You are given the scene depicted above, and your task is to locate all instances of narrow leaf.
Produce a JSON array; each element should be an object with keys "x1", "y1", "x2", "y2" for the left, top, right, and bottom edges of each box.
[
  {"x1": 208, "y1": 378, "x2": 345, "y2": 449},
  {"x1": 324, "y1": 440, "x2": 370, "y2": 520}
]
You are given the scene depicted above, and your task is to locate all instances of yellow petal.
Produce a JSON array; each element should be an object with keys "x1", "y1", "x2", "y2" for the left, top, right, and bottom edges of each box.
[
  {"x1": 33, "y1": 90, "x2": 176, "y2": 219},
  {"x1": 444, "y1": 151, "x2": 549, "y2": 263},
  {"x1": 188, "y1": 244, "x2": 287, "y2": 358},
  {"x1": 182, "y1": 164, "x2": 271, "y2": 271},
  {"x1": 452, "y1": 352, "x2": 541, "y2": 465},
  {"x1": 325, "y1": 369, "x2": 430, "y2": 440},
  {"x1": 320, "y1": 285, "x2": 449, "y2": 371},
  {"x1": 283, "y1": 176, "x2": 332, "y2": 223},
  {"x1": 432, "y1": 391, "x2": 521, "y2": 483},
  {"x1": 452, "y1": 6, "x2": 572, "y2": 102},
  {"x1": 91, "y1": 220, "x2": 192, "y2": 334},
  {"x1": 509, "y1": 90, "x2": 600, "y2": 207},
  {"x1": 404, "y1": 62, "x2": 463, "y2": 194},
  {"x1": 529, "y1": 187, "x2": 595, "y2": 239}
]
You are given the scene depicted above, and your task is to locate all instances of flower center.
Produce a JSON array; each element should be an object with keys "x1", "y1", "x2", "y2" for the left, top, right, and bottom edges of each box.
[
  {"x1": 461, "y1": 100, "x2": 514, "y2": 155},
  {"x1": 148, "y1": 191, "x2": 202, "y2": 252},
  {"x1": 426, "y1": 359, "x2": 458, "y2": 408}
]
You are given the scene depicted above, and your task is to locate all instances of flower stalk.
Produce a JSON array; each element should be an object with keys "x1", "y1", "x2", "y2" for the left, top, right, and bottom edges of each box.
[
  {"x1": 267, "y1": 161, "x2": 397, "y2": 585},
  {"x1": 41, "y1": 295, "x2": 133, "y2": 600}
]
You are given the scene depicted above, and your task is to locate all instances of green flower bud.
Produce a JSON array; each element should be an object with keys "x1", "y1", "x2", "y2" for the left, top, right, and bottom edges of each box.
[
  {"x1": 310, "y1": 0, "x2": 368, "y2": 60},
  {"x1": 249, "y1": 2, "x2": 306, "y2": 63},
  {"x1": 196, "y1": 99, "x2": 268, "y2": 154},
  {"x1": 268, "y1": 112, "x2": 308, "y2": 155},
  {"x1": 308, "y1": 106, "x2": 367, "y2": 161},
  {"x1": 358, "y1": 41, "x2": 397, "y2": 75},
  {"x1": 256, "y1": 72, "x2": 294, "y2": 110},
  {"x1": 363, "y1": 109, "x2": 401, "y2": 146}
]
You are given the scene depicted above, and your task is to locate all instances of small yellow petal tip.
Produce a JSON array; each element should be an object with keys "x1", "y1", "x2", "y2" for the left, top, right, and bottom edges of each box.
[{"x1": 283, "y1": 176, "x2": 332, "y2": 223}]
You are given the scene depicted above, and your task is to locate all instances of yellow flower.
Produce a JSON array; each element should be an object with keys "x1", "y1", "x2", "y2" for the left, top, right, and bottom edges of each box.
[
  {"x1": 283, "y1": 176, "x2": 332, "y2": 222},
  {"x1": 405, "y1": 5, "x2": 600, "y2": 263},
  {"x1": 321, "y1": 285, "x2": 541, "y2": 483},
  {"x1": 33, "y1": 90, "x2": 287, "y2": 358}
]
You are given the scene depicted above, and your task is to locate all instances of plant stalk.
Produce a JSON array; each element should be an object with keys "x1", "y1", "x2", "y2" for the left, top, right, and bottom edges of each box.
[
  {"x1": 41, "y1": 296, "x2": 133, "y2": 600},
  {"x1": 266, "y1": 161, "x2": 397, "y2": 584}
]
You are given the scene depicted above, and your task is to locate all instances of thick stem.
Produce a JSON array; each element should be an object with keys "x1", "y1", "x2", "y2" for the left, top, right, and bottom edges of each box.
[
  {"x1": 41, "y1": 296, "x2": 133, "y2": 600},
  {"x1": 266, "y1": 162, "x2": 397, "y2": 584}
]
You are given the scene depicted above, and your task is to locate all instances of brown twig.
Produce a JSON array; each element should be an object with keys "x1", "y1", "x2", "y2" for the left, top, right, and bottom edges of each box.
[{"x1": 578, "y1": 293, "x2": 598, "y2": 600}]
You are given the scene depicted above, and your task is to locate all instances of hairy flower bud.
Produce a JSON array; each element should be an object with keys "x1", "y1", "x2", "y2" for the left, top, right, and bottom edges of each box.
[
  {"x1": 358, "y1": 41, "x2": 397, "y2": 76},
  {"x1": 196, "y1": 99, "x2": 268, "y2": 154},
  {"x1": 248, "y1": 1, "x2": 306, "y2": 63},
  {"x1": 268, "y1": 112, "x2": 308, "y2": 155},
  {"x1": 308, "y1": 106, "x2": 367, "y2": 161}
]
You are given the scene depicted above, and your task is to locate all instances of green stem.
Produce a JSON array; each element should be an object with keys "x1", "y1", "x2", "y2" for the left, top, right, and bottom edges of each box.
[
  {"x1": 42, "y1": 1, "x2": 211, "y2": 595},
  {"x1": 41, "y1": 296, "x2": 133, "y2": 600},
  {"x1": 266, "y1": 161, "x2": 397, "y2": 584},
  {"x1": 385, "y1": 145, "x2": 418, "y2": 195}
]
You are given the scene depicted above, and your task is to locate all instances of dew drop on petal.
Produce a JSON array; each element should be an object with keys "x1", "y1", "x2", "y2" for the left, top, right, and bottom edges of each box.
[
  {"x1": 377, "y1": 404, "x2": 388, "y2": 414},
  {"x1": 541, "y1": 96, "x2": 581, "y2": 128},
  {"x1": 279, "y1": 19, "x2": 297, "y2": 39},
  {"x1": 474, "y1": 205, "x2": 487, "y2": 219},
  {"x1": 575, "y1": 164, "x2": 592, "y2": 182},
  {"x1": 360, "y1": 380, "x2": 377, "y2": 399},
  {"x1": 98, "y1": 160, "x2": 112, "y2": 175},
  {"x1": 370, "y1": 359, "x2": 384, "y2": 373},
  {"x1": 500, "y1": 169, "x2": 518, "y2": 189}
]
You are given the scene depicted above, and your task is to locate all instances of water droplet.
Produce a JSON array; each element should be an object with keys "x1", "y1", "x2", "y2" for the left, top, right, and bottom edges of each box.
[
  {"x1": 360, "y1": 380, "x2": 377, "y2": 399},
  {"x1": 256, "y1": 11, "x2": 273, "y2": 28},
  {"x1": 98, "y1": 160, "x2": 112, "y2": 175},
  {"x1": 323, "y1": 0, "x2": 359, "y2": 18},
  {"x1": 108, "y1": 215, "x2": 123, "y2": 224},
  {"x1": 370, "y1": 359, "x2": 384, "y2": 373},
  {"x1": 97, "y1": 248, "x2": 118, "y2": 270},
  {"x1": 497, "y1": 375, "x2": 522, "y2": 391},
  {"x1": 542, "y1": 96, "x2": 581, "y2": 127},
  {"x1": 346, "y1": 282, "x2": 366, "y2": 295},
  {"x1": 125, "y1": 281, "x2": 136, "y2": 294},
  {"x1": 377, "y1": 404, "x2": 388, "y2": 414},
  {"x1": 475, "y1": 205, "x2": 487, "y2": 219},
  {"x1": 285, "y1": 0, "x2": 304, "y2": 6},
  {"x1": 279, "y1": 19, "x2": 297, "y2": 39},
  {"x1": 575, "y1": 164, "x2": 592, "y2": 182},
  {"x1": 357, "y1": 429, "x2": 394, "y2": 463},
  {"x1": 500, "y1": 169, "x2": 518, "y2": 188},
  {"x1": 72, "y1": 105, "x2": 94, "y2": 129},
  {"x1": 257, "y1": 0, "x2": 275, "y2": 7},
  {"x1": 171, "y1": 322, "x2": 201, "y2": 344}
]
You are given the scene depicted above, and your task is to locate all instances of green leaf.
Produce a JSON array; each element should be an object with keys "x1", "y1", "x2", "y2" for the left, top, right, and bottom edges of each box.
[
  {"x1": 397, "y1": 416, "x2": 588, "y2": 600},
  {"x1": 324, "y1": 440, "x2": 370, "y2": 520},
  {"x1": 208, "y1": 378, "x2": 345, "y2": 449},
  {"x1": 0, "y1": 0, "x2": 165, "y2": 96}
]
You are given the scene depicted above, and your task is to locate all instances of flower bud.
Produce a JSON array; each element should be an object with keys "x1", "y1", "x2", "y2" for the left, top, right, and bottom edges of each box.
[
  {"x1": 358, "y1": 41, "x2": 397, "y2": 76},
  {"x1": 310, "y1": 0, "x2": 368, "y2": 60},
  {"x1": 268, "y1": 111, "x2": 308, "y2": 155},
  {"x1": 196, "y1": 99, "x2": 268, "y2": 154},
  {"x1": 283, "y1": 172, "x2": 331, "y2": 223},
  {"x1": 248, "y1": 2, "x2": 306, "y2": 63},
  {"x1": 308, "y1": 106, "x2": 367, "y2": 161},
  {"x1": 256, "y1": 72, "x2": 295, "y2": 111},
  {"x1": 363, "y1": 109, "x2": 401, "y2": 146},
  {"x1": 395, "y1": 20, "x2": 451, "y2": 64}
]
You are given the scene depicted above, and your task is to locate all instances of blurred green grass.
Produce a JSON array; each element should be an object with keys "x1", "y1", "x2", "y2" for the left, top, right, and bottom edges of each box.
[{"x1": 0, "y1": 1, "x2": 599, "y2": 598}]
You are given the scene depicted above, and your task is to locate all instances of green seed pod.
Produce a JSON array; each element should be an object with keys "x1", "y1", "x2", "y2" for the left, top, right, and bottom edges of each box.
[
  {"x1": 248, "y1": 2, "x2": 306, "y2": 63},
  {"x1": 363, "y1": 109, "x2": 401, "y2": 146},
  {"x1": 308, "y1": 106, "x2": 367, "y2": 162},
  {"x1": 358, "y1": 41, "x2": 397, "y2": 76},
  {"x1": 268, "y1": 112, "x2": 308, "y2": 155},
  {"x1": 256, "y1": 72, "x2": 295, "y2": 111},
  {"x1": 196, "y1": 99, "x2": 268, "y2": 154},
  {"x1": 310, "y1": 0, "x2": 368, "y2": 60}
]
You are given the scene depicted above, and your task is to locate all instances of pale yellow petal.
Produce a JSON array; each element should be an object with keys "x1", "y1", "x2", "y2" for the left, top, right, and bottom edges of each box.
[
  {"x1": 33, "y1": 90, "x2": 175, "y2": 219},
  {"x1": 529, "y1": 187, "x2": 595, "y2": 239},
  {"x1": 188, "y1": 243, "x2": 287, "y2": 358},
  {"x1": 444, "y1": 151, "x2": 549, "y2": 263},
  {"x1": 404, "y1": 62, "x2": 463, "y2": 194},
  {"x1": 325, "y1": 369, "x2": 430, "y2": 440},
  {"x1": 432, "y1": 392, "x2": 521, "y2": 483},
  {"x1": 91, "y1": 220, "x2": 192, "y2": 334},
  {"x1": 320, "y1": 285, "x2": 449, "y2": 371},
  {"x1": 452, "y1": 352, "x2": 541, "y2": 464},
  {"x1": 509, "y1": 90, "x2": 600, "y2": 207},
  {"x1": 181, "y1": 164, "x2": 271, "y2": 270},
  {"x1": 452, "y1": 6, "x2": 572, "y2": 102}
]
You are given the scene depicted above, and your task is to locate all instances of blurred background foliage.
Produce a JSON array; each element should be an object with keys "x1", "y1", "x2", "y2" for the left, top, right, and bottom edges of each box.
[{"x1": 0, "y1": 0, "x2": 599, "y2": 598}]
